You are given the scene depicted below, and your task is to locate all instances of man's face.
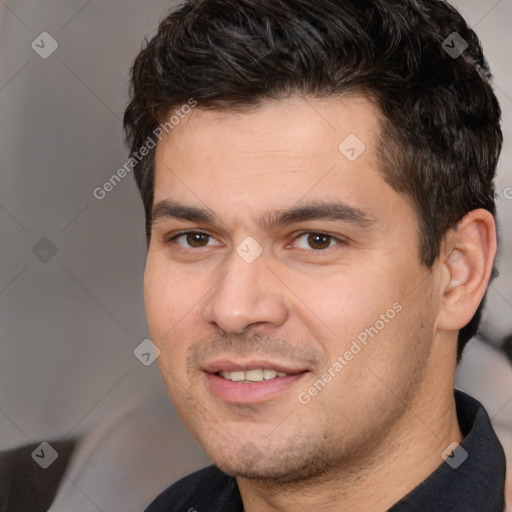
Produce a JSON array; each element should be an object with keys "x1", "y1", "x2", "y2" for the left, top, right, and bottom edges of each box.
[{"x1": 144, "y1": 95, "x2": 443, "y2": 481}]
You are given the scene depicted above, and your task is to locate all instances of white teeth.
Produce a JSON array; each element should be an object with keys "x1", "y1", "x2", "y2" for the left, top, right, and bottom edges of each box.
[
  {"x1": 245, "y1": 369, "x2": 264, "y2": 381},
  {"x1": 263, "y1": 369, "x2": 277, "y2": 380},
  {"x1": 228, "y1": 371, "x2": 245, "y2": 382},
  {"x1": 219, "y1": 368, "x2": 288, "y2": 382}
]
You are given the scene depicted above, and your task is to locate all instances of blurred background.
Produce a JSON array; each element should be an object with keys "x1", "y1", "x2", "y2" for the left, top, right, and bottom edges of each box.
[{"x1": 0, "y1": 0, "x2": 511, "y2": 510}]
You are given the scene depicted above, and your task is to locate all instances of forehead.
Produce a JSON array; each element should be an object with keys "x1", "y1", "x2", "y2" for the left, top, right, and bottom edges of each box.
[
  {"x1": 155, "y1": 94, "x2": 381, "y2": 165},
  {"x1": 151, "y1": 95, "x2": 409, "y2": 232}
]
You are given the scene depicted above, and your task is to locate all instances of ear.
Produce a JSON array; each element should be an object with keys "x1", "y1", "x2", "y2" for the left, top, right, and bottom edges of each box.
[{"x1": 437, "y1": 209, "x2": 497, "y2": 332}]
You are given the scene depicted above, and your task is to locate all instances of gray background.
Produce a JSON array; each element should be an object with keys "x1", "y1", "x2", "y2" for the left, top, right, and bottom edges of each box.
[{"x1": 0, "y1": 0, "x2": 511, "y2": 463}]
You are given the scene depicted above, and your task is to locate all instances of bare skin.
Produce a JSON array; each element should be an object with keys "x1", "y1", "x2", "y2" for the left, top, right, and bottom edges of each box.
[{"x1": 144, "y1": 95, "x2": 497, "y2": 511}]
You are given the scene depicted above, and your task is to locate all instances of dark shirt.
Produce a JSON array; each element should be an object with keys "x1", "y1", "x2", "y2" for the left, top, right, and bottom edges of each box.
[{"x1": 144, "y1": 390, "x2": 507, "y2": 512}]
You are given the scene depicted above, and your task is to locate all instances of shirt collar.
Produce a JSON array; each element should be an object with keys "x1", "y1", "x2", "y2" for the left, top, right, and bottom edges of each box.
[{"x1": 389, "y1": 389, "x2": 506, "y2": 511}]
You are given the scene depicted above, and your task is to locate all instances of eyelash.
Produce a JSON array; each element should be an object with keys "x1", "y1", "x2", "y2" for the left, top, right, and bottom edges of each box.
[{"x1": 164, "y1": 230, "x2": 347, "y2": 252}]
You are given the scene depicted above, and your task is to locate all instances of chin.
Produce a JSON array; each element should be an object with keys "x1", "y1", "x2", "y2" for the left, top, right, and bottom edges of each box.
[
  {"x1": 206, "y1": 438, "x2": 337, "y2": 484},
  {"x1": 215, "y1": 458, "x2": 335, "y2": 484}
]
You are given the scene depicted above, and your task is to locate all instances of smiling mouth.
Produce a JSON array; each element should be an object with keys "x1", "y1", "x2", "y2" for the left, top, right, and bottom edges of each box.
[
  {"x1": 206, "y1": 365, "x2": 309, "y2": 403},
  {"x1": 217, "y1": 369, "x2": 290, "y2": 382}
]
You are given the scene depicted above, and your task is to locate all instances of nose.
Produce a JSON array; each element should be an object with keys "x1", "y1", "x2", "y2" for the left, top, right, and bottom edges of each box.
[{"x1": 202, "y1": 248, "x2": 288, "y2": 334}]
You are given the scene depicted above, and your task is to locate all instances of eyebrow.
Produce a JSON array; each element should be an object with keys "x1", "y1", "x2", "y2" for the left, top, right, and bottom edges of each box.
[{"x1": 151, "y1": 199, "x2": 376, "y2": 231}]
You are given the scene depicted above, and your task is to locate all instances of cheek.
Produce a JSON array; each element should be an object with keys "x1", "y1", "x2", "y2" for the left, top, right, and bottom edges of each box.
[
  {"x1": 355, "y1": 274, "x2": 437, "y2": 392},
  {"x1": 296, "y1": 264, "x2": 423, "y2": 398},
  {"x1": 145, "y1": 258, "x2": 187, "y2": 319},
  {"x1": 144, "y1": 260, "x2": 197, "y2": 353},
  {"x1": 144, "y1": 264, "x2": 201, "y2": 396},
  {"x1": 144, "y1": 262, "x2": 169, "y2": 336},
  {"x1": 292, "y1": 267, "x2": 399, "y2": 344}
]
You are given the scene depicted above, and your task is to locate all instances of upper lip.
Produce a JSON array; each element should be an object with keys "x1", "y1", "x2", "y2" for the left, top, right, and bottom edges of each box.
[{"x1": 203, "y1": 358, "x2": 309, "y2": 375}]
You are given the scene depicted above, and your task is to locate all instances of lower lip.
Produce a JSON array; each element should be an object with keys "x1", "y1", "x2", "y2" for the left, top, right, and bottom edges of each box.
[{"x1": 205, "y1": 372, "x2": 308, "y2": 404}]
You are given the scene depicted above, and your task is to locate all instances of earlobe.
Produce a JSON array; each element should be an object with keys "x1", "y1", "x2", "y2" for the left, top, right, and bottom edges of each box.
[{"x1": 437, "y1": 209, "x2": 497, "y2": 332}]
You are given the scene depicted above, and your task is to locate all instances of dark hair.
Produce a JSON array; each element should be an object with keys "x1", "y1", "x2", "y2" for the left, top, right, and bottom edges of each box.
[{"x1": 123, "y1": 0, "x2": 502, "y2": 362}]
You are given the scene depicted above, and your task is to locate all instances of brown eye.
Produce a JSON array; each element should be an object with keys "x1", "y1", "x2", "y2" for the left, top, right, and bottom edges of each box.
[
  {"x1": 184, "y1": 233, "x2": 210, "y2": 248},
  {"x1": 307, "y1": 233, "x2": 332, "y2": 250},
  {"x1": 167, "y1": 231, "x2": 217, "y2": 249},
  {"x1": 294, "y1": 232, "x2": 342, "y2": 251}
]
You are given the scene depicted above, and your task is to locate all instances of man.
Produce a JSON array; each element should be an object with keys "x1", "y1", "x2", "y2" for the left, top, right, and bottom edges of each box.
[{"x1": 123, "y1": 0, "x2": 509, "y2": 510}]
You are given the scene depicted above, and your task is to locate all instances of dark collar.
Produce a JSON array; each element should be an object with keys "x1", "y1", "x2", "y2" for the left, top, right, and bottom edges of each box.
[
  {"x1": 220, "y1": 390, "x2": 506, "y2": 512},
  {"x1": 388, "y1": 389, "x2": 507, "y2": 511}
]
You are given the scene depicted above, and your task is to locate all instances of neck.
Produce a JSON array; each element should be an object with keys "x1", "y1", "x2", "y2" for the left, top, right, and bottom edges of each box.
[{"x1": 237, "y1": 345, "x2": 463, "y2": 512}]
